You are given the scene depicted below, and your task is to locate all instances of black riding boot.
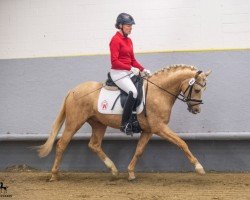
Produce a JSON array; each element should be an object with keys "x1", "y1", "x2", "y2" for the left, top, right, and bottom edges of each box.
[
  {"x1": 131, "y1": 103, "x2": 142, "y2": 133},
  {"x1": 120, "y1": 91, "x2": 136, "y2": 135}
]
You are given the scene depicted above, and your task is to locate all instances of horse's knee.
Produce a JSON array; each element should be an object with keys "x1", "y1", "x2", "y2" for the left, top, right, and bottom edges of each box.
[
  {"x1": 88, "y1": 142, "x2": 99, "y2": 153},
  {"x1": 136, "y1": 148, "x2": 144, "y2": 157},
  {"x1": 88, "y1": 142, "x2": 94, "y2": 151}
]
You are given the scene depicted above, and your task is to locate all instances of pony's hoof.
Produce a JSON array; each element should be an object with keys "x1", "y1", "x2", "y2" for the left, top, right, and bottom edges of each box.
[
  {"x1": 111, "y1": 170, "x2": 119, "y2": 177},
  {"x1": 195, "y1": 163, "x2": 206, "y2": 175},
  {"x1": 128, "y1": 171, "x2": 136, "y2": 181},
  {"x1": 128, "y1": 176, "x2": 136, "y2": 181},
  {"x1": 48, "y1": 174, "x2": 59, "y2": 182}
]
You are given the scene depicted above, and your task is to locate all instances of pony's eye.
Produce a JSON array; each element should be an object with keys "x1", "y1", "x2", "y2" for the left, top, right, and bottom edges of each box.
[{"x1": 195, "y1": 89, "x2": 200, "y2": 93}]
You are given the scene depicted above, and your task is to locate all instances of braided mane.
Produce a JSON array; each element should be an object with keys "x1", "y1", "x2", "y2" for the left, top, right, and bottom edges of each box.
[{"x1": 149, "y1": 64, "x2": 198, "y2": 77}]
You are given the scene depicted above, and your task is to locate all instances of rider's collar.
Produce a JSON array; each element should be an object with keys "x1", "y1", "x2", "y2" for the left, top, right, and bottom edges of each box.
[{"x1": 116, "y1": 31, "x2": 128, "y2": 39}]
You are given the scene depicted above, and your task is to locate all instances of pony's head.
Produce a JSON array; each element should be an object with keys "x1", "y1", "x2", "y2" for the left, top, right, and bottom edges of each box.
[{"x1": 180, "y1": 69, "x2": 212, "y2": 114}]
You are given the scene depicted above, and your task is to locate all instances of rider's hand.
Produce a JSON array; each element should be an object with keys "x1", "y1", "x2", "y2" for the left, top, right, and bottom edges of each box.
[
  {"x1": 140, "y1": 69, "x2": 151, "y2": 77},
  {"x1": 130, "y1": 67, "x2": 140, "y2": 76}
]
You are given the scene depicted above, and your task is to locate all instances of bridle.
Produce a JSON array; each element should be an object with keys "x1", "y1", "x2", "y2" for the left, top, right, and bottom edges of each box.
[
  {"x1": 182, "y1": 70, "x2": 206, "y2": 107},
  {"x1": 144, "y1": 70, "x2": 206, "y2": 107}
]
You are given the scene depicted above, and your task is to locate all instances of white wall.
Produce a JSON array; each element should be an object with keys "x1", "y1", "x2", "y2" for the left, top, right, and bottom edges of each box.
[{"x1": 0, "y1": 0, "x2": 250, "y2": 59}]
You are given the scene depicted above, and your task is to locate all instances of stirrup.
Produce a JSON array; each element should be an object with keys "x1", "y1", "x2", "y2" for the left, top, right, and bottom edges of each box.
[
  {"x1": 132, "y1": 120, "x2": 142, "y2": 134},
  {"x1": 131, "y1": 113, "x2": 142, "y2": 134},
  {"x1": 120, "y1": 123, "x2": 133, "y2": 135}
]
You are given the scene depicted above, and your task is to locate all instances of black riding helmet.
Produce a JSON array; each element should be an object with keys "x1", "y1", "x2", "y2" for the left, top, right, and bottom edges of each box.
[{"x1": 115, "y1": 13, "x2": 135, "y2": 29}]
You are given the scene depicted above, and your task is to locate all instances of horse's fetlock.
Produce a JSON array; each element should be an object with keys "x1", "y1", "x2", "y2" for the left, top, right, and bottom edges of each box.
[{"x1": 51, "y1": 169, "x2": 58, "y2": 174}]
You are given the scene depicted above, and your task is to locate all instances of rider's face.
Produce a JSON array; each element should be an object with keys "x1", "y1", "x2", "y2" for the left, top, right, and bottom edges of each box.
[{"x1": 120, "y1": 24, "x2": 132, "y2": 35}]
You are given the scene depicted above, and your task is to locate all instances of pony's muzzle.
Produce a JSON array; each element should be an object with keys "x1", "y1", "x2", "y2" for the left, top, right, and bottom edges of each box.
[{"x1": 187, "y1": 104, "x2": 200, "y2": 114}]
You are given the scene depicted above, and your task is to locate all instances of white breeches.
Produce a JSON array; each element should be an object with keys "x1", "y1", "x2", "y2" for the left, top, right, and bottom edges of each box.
[{"x1": 110, "y1": 69, "x2": 138, "y2": 98}]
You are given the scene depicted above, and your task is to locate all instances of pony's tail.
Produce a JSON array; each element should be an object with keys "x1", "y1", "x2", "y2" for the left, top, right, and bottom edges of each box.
[{"x1": 36, "y1": 92, "x2": 70, "y2": 158}]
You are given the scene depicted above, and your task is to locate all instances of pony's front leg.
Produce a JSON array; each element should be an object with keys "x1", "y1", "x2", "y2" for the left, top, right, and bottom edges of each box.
[
  {"x1": 155, "y1": 124, "x2": 205, "y2": 175},
  {"x1": 127, "y1": 132, "x2": 152, "y2": 181}
]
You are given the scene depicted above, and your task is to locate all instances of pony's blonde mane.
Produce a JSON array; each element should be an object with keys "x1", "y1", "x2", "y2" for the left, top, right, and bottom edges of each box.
[{"x1": 149, "y1": 64, "x2": 198, "y2": 77}]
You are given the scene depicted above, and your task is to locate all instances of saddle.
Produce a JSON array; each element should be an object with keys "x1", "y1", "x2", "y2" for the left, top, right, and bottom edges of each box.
[{"x1": 105, "y1": 72, "x2": 144, "y2": 110}]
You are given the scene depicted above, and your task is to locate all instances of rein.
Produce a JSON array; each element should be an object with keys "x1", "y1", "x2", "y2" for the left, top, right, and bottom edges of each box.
[
  {"x1": 76, "y1": 70, "x2": 206, "y2": 109},
  {"x1": 143, "y1": 78, "x2": 187, "y2": 103},
  {"x1": 142, "y1": 70, "x2": 206, "y2": 105},
  {"x1": 75, "y1": 72, "x2": 134, "y2": 100}
]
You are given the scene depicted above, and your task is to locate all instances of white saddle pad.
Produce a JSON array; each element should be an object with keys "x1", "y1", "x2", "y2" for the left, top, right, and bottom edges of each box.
[{"x1": 97, "y1": 84, "x2": 145, "y2": 115}]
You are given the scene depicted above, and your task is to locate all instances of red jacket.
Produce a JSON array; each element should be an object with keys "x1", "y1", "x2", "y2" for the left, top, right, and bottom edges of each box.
[{"x1": 109, "y1": 32, "x2": 144, "y2": 71}]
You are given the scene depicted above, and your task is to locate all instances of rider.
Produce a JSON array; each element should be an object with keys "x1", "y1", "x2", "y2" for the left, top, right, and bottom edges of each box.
[{"x1": 109, "y1": 13, "x2": 151, "y2": 134}]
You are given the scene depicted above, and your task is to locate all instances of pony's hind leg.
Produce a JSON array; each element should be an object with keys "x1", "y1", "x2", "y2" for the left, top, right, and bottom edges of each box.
[
  {"x1": 49, "y1": 125, "x2": 78, "y2": 181},
  {"x1": 88, "y1": 120, "x2": 119, "y2": 177},
  {"x1": 50, "y1": 112, "x2": 87, "y2": 181}
]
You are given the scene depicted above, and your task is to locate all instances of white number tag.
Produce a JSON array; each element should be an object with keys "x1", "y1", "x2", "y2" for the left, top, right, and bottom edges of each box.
[{"x1": 189, "y1": 78, "x2": 195, "y2": 85}]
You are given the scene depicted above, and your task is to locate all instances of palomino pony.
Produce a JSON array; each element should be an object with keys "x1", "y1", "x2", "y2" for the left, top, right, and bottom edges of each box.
[{"x1": 37, "y1": 64, "x2": 211, "y2": 181}]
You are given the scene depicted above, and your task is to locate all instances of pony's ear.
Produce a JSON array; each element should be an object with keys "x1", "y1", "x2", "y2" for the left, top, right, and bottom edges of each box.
[{"x1": 205, "y1": 69, "x2": 212, "y2": 77}]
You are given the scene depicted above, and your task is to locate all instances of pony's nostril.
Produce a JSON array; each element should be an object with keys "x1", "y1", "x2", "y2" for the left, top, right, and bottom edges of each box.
[{"x1": 193, "y1": 108, "x2": 200, "y2": 114}]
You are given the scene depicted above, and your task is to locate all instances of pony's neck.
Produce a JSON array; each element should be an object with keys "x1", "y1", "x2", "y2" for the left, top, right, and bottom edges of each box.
[{"x1": 150, "y1": 67, "x2": 197, "y2": 97}]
